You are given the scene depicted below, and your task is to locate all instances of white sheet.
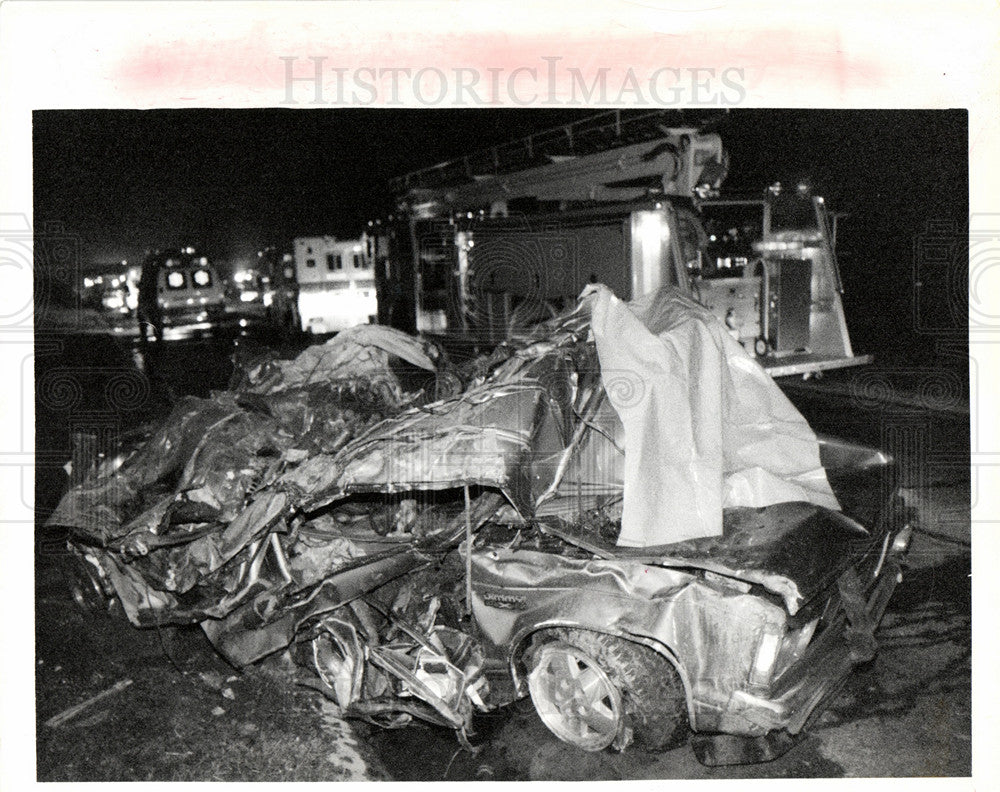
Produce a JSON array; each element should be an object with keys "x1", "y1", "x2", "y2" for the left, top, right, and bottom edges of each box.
[{"x1": 586, "y1": 284, "x2": 840, "y2": 547}]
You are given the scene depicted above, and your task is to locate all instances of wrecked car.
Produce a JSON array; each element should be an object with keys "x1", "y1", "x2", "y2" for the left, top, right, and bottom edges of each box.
[{"x1": 48, "y1": 286, "x2": 910, "y2": 764}]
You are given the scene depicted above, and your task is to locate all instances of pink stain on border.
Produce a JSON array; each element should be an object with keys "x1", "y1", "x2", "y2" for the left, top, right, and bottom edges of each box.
[{"x1": 111, "y1": 29, "x2": 884, "y2": 102}]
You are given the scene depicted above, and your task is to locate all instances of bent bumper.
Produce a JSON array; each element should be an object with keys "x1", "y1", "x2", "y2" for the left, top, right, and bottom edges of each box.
[{"x1": 714, "y1": 558, "x2": 902, "y2": 737}]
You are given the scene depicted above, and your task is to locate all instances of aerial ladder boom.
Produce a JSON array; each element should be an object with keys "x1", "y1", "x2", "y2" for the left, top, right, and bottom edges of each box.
[{"x1": 393, "y1": 111, "x2": 728, "y2": 214}]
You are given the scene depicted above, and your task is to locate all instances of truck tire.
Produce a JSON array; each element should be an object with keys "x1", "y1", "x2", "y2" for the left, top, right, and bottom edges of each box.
[{"x1": 527, "y1": 628, "x2": 689, "y2": 752}]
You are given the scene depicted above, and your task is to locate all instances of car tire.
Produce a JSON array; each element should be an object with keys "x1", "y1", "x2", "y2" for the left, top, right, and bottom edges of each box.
[{"x1": 527, "y1": 628, "x2": 689, "y2": 753}]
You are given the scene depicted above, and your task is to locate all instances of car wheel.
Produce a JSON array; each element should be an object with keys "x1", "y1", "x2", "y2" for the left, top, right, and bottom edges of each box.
[{"x1": 527, "y1": 628, "x2": 689, "y2": 752}]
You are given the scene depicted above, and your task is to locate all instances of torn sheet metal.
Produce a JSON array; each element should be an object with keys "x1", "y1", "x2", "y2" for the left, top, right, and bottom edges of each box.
[
  {"x1": 529, "y1": 500, "x2": 872, "y2": 615},
  {"x1": 47, "y1": 396, "x2": 274, "y2": 545},
  {"x1": 47, "y1": 328, "x2": 444, "y2": 634},
  {"x1": 298, "y1": 380, "x2": 571, "y2": 515},
  {"x1": 201, "y1": 546, "x2": 430, "y2": 665},
  {"x1": 310, "y1": 615, "x2": 488, "y2": 738},
  {"x1": 199, "y1": 492, "x2": 504, "y2": 666},
  {"x1": 237, "y1": 324, "x2": 438, "y2": 398},
  {"x1": 586, "y1": 284, "x2": 838, "y2": 546},
  {"x1": 312, "y1": 617, "x2": 367, "y2": 707}
]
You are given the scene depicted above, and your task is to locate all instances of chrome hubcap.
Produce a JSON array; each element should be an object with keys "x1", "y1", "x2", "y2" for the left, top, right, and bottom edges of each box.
[{"x1": 528, "y1": 641, "x2": 623, "y2": 751}]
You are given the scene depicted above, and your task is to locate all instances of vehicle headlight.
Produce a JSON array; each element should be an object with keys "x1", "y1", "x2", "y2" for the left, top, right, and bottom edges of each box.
[
  {"x1": 891, "y1": 523, "x2": 913, "y2": 555},
  {"x1": 748, "y1": 624, "x2": 784, "y2": 689}
]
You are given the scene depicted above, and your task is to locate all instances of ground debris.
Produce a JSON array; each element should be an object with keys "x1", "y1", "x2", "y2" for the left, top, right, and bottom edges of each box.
[
  {"x1": 197, "y1": 670, "x2": 225, "y2": 690},
  {"x1": 44, "y1": 679, "x2": 133, "y2": 729}
]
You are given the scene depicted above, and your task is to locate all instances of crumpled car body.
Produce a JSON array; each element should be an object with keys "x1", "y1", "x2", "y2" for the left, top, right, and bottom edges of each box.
[
  {"x1": 49, "y1": 288, "x2": 909, "y2": 763},
  {"x1": 470, "y1": 439, "x2": 903, "y2": 751}
]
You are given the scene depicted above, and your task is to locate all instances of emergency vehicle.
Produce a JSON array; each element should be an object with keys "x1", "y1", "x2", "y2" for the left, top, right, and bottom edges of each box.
[
  {"x1": 292, "y1": 235, "x2": 377, "y2": 334},
  {"x1": 373, "y1": 110, "x2": 869, "y2": 376}
]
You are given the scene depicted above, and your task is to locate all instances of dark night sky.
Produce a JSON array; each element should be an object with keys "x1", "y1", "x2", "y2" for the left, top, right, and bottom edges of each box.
[
  {"x1": 33, "y1": 108, "x2": 967, "y2": 348},
  {"x1": 34, "y1": 108, "x2": 617, "y2": 264}
]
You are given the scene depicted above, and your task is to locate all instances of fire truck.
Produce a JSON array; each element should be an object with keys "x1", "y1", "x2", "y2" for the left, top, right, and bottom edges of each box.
[{"x1": 372, "y1": 111, "x2": 869, "y2": 377}]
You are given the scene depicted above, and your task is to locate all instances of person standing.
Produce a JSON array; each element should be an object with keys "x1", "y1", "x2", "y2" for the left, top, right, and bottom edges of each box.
[{"x1": 137, "y1": 251, "x2": 164, "y2": 342}]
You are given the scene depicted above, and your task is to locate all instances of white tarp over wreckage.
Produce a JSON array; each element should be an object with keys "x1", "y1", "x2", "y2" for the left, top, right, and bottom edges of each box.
[{"x1": 585, "y1": 284, "x2": 839, "y2": 547}]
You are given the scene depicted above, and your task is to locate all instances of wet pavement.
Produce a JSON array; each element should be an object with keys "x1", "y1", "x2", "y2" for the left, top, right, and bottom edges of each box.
[{"x1": 32, "y1": 326, "x2": 972, "y2": 780}]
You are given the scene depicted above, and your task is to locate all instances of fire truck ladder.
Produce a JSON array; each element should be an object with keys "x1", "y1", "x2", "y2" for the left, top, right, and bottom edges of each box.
[{"x1": 391, "y1": 110, "x2": 729, "y2": 211}]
